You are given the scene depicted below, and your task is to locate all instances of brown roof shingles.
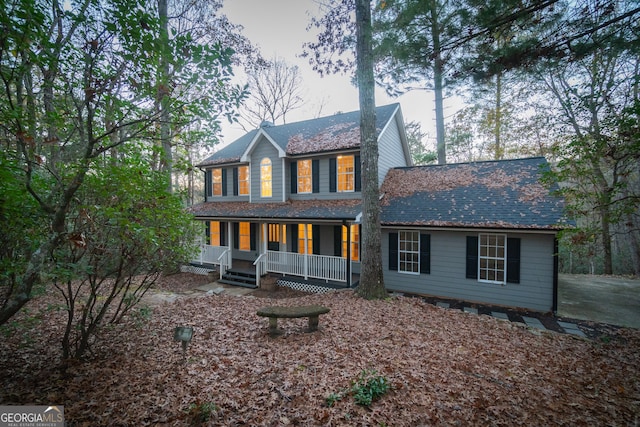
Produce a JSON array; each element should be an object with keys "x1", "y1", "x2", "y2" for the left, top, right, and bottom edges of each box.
[
  {"x1": 380, "y1": 157, "x2": 569, "y2": 230},
  {"x1": 190, "y1": 199, "x2": 362, "y2": 220}
]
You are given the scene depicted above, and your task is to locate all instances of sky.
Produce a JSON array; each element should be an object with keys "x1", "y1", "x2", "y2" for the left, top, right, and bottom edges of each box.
[{"x1": 219, "y1": 0, "x2": 454, "y2": 148}]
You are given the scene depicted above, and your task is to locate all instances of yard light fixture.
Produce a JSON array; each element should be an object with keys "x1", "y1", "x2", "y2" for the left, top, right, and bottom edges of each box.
[{"x1": 173, "y1": 326, "x2": 193, "y2": 360}]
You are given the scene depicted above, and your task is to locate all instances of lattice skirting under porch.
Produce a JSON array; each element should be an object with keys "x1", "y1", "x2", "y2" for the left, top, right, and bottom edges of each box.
[
  {"x1": 277, "y1": 279, "x2": 338, "y2": 294},
  {"x1": 181, "y1": 264, "x2": 215, "y2": 276}
]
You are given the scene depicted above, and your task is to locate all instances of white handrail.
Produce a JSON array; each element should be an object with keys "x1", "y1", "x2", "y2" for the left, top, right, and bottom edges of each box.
[{"x1": 253, "y1": 253, "x2": 268, "y2": 288}]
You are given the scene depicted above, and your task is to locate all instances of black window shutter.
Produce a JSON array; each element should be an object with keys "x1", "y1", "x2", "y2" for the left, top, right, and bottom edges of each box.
[
  {"x1": 221, "y1": 169, "x2": 227, "y2": 196},
  {"x1": 291, "y1": 225, "x2": 298, "y2": 253},
  {"x1": 312, "y1": 225, "x2": 320, "y2": 254},
  {"x1": 466, "y1": 236, "x2": 478, "y2": 279},
  {"x1": 389, "y1": 232, "x2": 398, "y2": 271},
  {"x1": 420, "y1": 234, "x2": 431, "y2": 274},
  {"x1": 233, "y1": 167, "x2": 238, "y2": 196},
  {"x1": 205, "y1": 221, "x2": 211, "y2": 245},
  {"x1": 506, "y1": 237, "x2": 521, "y2": 284},
  {"x1": 290, "y1": 161, "x2": 297, "y2": 194},
  {"x1": 312, "y1": 159, "x2": 320, "y2": 193},
  {"x1": 220, "y1": 222, "x2": 227, "y2": 246},
  {"x1": 334, "y1": 226, "x2": 342, "y2": 257},
  {"x1": 329, "y1": 158, "x2": 337, "y2": 192},
  {"x1": 205, "y1": 170, "x2": 212, "y2": 198},
  {"x1": 354, "y1": 155, "x2": 361, "y2": 192},
  {"x1": 233, "y1": 223, "x2": 239, "y2": 249},
  {"x1": 250, "y1": 223, "x2": 257, "y2": 251}
]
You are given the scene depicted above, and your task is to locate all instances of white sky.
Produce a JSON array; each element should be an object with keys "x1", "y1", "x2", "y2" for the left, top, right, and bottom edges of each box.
[{"x1": 220, "y1": 0, "x2": 456, "y2": 147}]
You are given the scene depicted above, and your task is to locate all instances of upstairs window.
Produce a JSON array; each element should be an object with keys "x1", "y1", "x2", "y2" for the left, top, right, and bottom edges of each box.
[
  {"x1": 238, "y1": 166, "x2": 249, "y2": 196},
  {"x1": 260, "y1": 158, "x2": 272, "y2": 198},
  {"x1": 337, "y1": 155, "x2": 354, "y2": 192},
  {"x1": 297, "y1": 160, "x2": 312, "y2": 194},
  {"x1": 212, "y1": 168, "x2": 222, "y2": 196}
]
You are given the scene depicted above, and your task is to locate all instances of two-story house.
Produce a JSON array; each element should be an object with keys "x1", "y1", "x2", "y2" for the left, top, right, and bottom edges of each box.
[
  {"x1": 190, "y1": 103, "x2": 410, "y2": 290},
  {"x1": 190, "y1": 103, "x2": 568, "y2": 312}
]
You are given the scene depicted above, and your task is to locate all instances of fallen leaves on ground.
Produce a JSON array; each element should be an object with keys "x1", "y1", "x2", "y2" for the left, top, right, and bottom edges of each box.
[{"x1": 0, "y1": 275, "x2": 638, "y2": 426}]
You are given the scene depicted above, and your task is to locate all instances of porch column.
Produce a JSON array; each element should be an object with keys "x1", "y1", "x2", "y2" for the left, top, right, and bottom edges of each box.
[
  {"x1": 346, "y1": 222, "x2": 352, "y2": 287},
  {"x1": 227, "y1": 221, "x2": 233, "y2": 269},
  {"x1": 303, "y1": 224, "x2": 309, "y2": 280}
]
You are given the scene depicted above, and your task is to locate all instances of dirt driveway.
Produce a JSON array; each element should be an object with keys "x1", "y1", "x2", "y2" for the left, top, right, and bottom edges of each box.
[{"x1": 558, "y1": 274, "x2": 640, "y2": 329}]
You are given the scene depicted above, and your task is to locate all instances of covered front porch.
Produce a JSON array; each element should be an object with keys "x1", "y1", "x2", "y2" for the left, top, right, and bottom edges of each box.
[
  {"x1": 192, "y1": 220, "x2": 360, "y2": 289},
  {"x1": 189, "y1": 199, "x2": 362, "y2": 289}
]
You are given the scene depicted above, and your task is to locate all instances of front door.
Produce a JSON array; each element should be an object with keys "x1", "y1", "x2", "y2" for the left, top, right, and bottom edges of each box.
[{"x1": 267, "y1": 223, "x2": 280, "y2": 251}]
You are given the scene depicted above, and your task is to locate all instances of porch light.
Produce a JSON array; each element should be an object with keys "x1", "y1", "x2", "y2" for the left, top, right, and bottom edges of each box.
[{"x1": 174, "y1": 326, "x2": 193, "y2": 359}]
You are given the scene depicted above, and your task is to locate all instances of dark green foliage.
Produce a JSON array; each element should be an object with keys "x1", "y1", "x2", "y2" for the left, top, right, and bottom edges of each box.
[{"x1": 325, "y1": 369, "x2": 391, "y2": 407}]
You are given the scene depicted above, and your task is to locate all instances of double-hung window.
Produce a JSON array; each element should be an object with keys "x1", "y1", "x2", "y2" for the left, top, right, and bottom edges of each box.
[
  {"x1": 297, "y1": 160, "x2": 312, "y2": 193},
  {"x1": 466, "y1": 234, "x2": 520, "y2": 284},
  {"x1": 389, "y1": 231, "x2": 430, "y2": 274},
  {"x1": 239, "y1": 222, "x2": 251, "y2": 251},
  {"x1": 479, "y1": 234, "x2": 506, "y2": 284},
  {"x1": 212, "y1": 168, "x2": 222, "y2": 196},
  {"x1": 297, "y1": 224, "x2": 313, "y2": 254},
  {"x1": 337, "y1": 155, "x2": 354, "y2": 192},
  {"x1": 341, "y1": 225, "x2": 360, "y2": 262},
  {"x1": 210, "y1": 221, "x2": 221, "y2": 246},
  {"x1": 399, "y1": 231, "x2": 420, "y2": 274},
  {"x1": 238, "y1": 166, "x2": 249, "y2": 196}
]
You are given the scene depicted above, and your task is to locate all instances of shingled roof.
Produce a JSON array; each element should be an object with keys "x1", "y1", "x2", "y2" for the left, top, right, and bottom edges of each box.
[
  {"x1": 190, "y1": 199, "x2": 362, "y2": 221},
  {"x1": 380, "y1": 157, "x2": 569, "y2": 230},
  {"x1": 197, "y1": 103, "x2": 400, "y2": 167}
]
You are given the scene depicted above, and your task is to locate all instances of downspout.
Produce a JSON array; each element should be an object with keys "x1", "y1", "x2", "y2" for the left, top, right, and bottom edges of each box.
[{"x1": 553, "y1": 237, "x2": 559, "y2": 313}]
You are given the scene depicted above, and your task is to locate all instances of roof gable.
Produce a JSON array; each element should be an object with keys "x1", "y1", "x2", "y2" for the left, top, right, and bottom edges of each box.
[
  {"x1": 380, "y1": 157, "x2": 569, "y2": 230},
  {"x1": 197, "y1": 103, "x2": 400, "y2": 167}
]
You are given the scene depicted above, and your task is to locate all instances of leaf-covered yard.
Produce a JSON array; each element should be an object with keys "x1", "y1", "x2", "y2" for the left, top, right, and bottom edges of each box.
[{"x1": 1, "y1": 274, "x2": 638, "y2": 426}]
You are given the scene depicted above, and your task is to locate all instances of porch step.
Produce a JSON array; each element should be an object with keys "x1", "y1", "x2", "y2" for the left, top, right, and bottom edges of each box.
[{"x1": 219, "y1": 268, "x2": 257, "y2": 289}]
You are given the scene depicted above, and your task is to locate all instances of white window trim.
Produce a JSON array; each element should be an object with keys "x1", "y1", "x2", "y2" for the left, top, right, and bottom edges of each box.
[
  {"x1": 398, "y1": 230, "x2": 420, "y2": 275},
  {"x1": 297, "y1": 159, "x2": 312, "y2": 194},
  {"x1": 260, "y1": 158, "x2": 272, "y2": 198},
  {"x1": 238, "y1": 165, "x2": 250, "y2": 196},
  {"x1": 337, "y1": 155, "x2": 355, "y2": 193},
  {"x1": 212, "y1": 168, "x2": 223, "y2": 197},
  {"x1": 478, "y1": 233, "x2": 507, "y2": 285}
]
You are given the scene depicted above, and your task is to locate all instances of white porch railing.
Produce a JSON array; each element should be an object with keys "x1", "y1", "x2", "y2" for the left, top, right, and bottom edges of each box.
[
  {"x1": 193, "y1": 244, "x2": 231, "y2": 275},
  {"x1": 263, "y1": 250, "x2": 347, "y2": 283}
]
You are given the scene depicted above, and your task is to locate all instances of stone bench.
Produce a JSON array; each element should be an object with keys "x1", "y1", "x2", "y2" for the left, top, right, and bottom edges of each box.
[{"x1": 257, "y1": 305, "x2": 330, "y2": 336}]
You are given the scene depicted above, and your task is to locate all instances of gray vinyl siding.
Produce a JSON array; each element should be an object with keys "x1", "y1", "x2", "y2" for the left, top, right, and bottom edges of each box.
[
  {"x1": 250, "y1": 139, "x2": 283, "y2": 202},
  {"x1": 288, "y1": 154, "x2": 361, "y2": 201},
  {"x1": 382, "y1": 229, "x2": 556, "y2": 312},
  {"x1": 378, "y1": 118, "x2": 409, "y2": 185},
  {"x1": 205, "y1": 165, "x2": 250, "y2": 202}
]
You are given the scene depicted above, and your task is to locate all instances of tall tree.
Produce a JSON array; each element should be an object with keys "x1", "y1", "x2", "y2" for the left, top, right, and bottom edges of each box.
[
  {"x1": 355, "y1": 0, "x2": 386, "y2": 299},
  {"x1": 304, "y1": 0, "x2": 464, "y2": 165},
  {"x1": 539, "y1": 5, "x2": 640, "y2": 275},
  {"x1": 0, "y1": 0, "x2": 241, "y2": 325}
]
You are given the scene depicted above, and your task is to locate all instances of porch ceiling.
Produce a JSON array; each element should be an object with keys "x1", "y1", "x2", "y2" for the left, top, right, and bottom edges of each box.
[{"x1": 190, "y1": 199, "x2": 362, "y2": 221}]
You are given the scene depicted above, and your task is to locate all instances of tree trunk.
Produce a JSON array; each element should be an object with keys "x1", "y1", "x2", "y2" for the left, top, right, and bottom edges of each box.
[
  {"x1": 494, "y1": 70, "x2": 503, "y2": 160},
  {"x1": 158, "y1": 0, "x2": 172, "y2": 192},
  {"x1": 355, "y1": 0, "x2": 386, "y2": 299},
  {"x1": 429, "y1": 1, "x2": 446, "y2": 165}
]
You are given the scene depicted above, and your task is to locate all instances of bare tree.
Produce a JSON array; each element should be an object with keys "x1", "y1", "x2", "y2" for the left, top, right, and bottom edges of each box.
[{"x1": 239, "y1": 57, "x2": 305, "y2": 129}]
